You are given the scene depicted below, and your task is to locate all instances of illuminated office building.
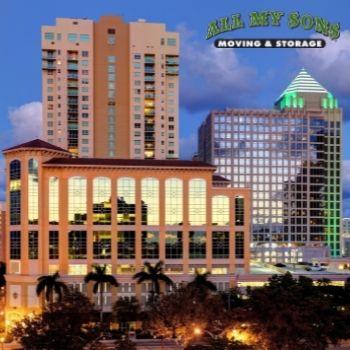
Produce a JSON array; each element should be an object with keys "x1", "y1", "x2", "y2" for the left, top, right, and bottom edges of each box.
[
  {"x1": 2, "y1": 139, "x2": 250, "y2": 322},
  {"x1": 198, "y1": 69, "x2": 342, "y2": 262},
  {"x1": 42, "y1": 17, "x2": 179, "y2": 159}
]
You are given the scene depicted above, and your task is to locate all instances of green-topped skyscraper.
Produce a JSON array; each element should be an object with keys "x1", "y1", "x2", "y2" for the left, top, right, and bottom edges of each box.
[{"x1": 198, "y1": 69, "x2": 342, "y2": 262}]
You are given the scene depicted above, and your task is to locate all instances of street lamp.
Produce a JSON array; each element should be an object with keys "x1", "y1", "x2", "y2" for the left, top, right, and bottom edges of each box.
[
  {"x1": 193, "y1": 327, "x2": 202, "y2": 336},
  {"x1": 0, "y1": 336, "x2": 5, "y2": 350}
]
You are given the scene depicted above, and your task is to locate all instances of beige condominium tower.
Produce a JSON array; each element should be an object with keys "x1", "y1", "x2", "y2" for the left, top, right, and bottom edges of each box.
[{"x1": 42, "y1": 16, "x2": 179, "y2": 159}]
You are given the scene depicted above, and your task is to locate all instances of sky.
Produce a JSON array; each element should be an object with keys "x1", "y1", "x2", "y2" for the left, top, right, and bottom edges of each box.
[{"x1": 1, "y1": 0, "x2": 350, "y2": 213}]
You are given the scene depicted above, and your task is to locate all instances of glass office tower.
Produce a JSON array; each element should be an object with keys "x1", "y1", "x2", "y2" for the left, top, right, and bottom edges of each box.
[{"x1": 198, "y1": 69, "x2": 342, "y2": 262}]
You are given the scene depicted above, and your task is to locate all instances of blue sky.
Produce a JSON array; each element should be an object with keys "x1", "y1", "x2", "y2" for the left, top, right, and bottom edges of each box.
[{"x1": 1, "y1": 0, "x2": 350, "y2": 212}]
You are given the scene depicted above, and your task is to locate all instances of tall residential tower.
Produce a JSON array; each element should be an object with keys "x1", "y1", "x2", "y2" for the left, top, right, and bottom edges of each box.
[
  {"x1": 198, "y1": 69, "x2": 342, "y2": 262},
  {"x1": 42, "y1": 17, "x2": 179, "y2": 159}
]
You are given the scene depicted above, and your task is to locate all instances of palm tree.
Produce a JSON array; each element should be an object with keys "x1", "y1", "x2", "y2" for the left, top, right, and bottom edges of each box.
[
  {"x1": 84, "y1": 264, "x2": 119, "y2": 323},
  {"x1": 133, "y1": 261, "x2": 173, "y2": 302},
  {"x1": 187, "y1": 270, "x2": 217, "y2": 294},
  {"x1": 36, "y1": 272, "x2": 68, "y2": 307}
]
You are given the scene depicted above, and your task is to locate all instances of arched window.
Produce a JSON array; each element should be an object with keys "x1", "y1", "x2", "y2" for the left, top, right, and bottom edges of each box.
[
  {"x1": 141, "y1": 178, "x2": 159, "y2": 225},
  {"x1": 165, "y1": 178, "x2": 183, "y2": 225},
  {"x1": 212, "y1": 195, "x2": 229, "y2": 226},
  {"x1": 117, "y1": 177, "x2": 135, "y2": 225},
  {"x1": 68, "y1": 177, "x2": 87, "y2": 225},
  {"x1": 49, "y1": 177, "x2": 59, "y2": 225},
  {"x1": 93, "y1": 177, "x2": 111, "y2": 225},
  {"x1": 9, "y1": 160, "x2": 21, "y2": 225},
  {"x1": 189, "y1": 179, "x2": 206, "y2": 225},
  {"x1": 28, "y1": 159, "x2": 39, "y2": 224}
]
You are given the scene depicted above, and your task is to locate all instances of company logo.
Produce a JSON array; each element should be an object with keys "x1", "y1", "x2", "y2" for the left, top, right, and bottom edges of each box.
[{"x1": 206, "y1": 11, "x2": 340, "y2": 48}]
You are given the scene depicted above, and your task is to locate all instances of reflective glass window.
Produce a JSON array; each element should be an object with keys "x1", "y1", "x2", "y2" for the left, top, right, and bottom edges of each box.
[
  {"x1": 165, "y1": 178, "x2": 183, "y2": 225},
  {"x1": 235, "y1": 196, "x2": 244, "y2": 225},
  {"x1": 49, "y1": 231, "x2": 59, "y2": 259},
  {"x1": 10, "y1": 231, "x2": 21, "y2": 259},
  {"x1": 212, "y1": 196, "x2": 229, "y2": 225},
  {"x1": 142, "y1": 231, "x2": 159, "y2": 259},
  {"x1": 235, "y1": 231, "x2": 244, "y2": 258},
  {"x1": 189, "y1": 231, "x2": 206, "y2": 258},
  {"x1": 141, "y1": 178, "x2": 159, "y2": 225},
  {"x1": 117, "y1": 231, "x2": 135, "y2": 259},
  {"x1": 9, "y1": 160, "x2": 21, "y2": 225},
  {"x1": 212, "y1": 231, "x2": 229, "y2": 258},
  {"x1": 49, "y1": 177, "x2": 59, "y2": 225},
  {"x1": 28, "y1": 159, "x2": 39, "y2": 224},
  {"x1": 189, "y1": 179, "x2": 206, "y2": 225},
  {"x1": 28, "y1": 230, "x2": 38, "y2": 259},
  {"x1": 69, "y1": 231, "x2": 87, "y2": 259},
  {"x1": 117, "y1": 178, "x2": 136, "y2": 225},
  {"x1": 93, "y1": 177, "x2": 111, "y2": 225},
  {"x1": 165, "y1": 231, "x2": 183, "y2": 259},
  {"x1": 68, "y1": 177, "x2": 87, "y2": 225},
  {"x1": 93, "y1": 231, "x2": 111, "y2": 259}
]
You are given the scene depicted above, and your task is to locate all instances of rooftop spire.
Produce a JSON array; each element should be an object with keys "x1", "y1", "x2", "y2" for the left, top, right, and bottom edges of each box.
[{"x1": 278, "y1": 68, "x2": 328, "y2": 99}]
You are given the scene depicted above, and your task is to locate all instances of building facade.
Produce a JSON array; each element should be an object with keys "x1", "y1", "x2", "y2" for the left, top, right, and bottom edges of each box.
[
  {"x1": 342, "y1": 218, "x2": 350, "y2": 257},
  {"x1": 198, "y1": 69, "x2": 342, "y2": 262},
  {"x1": 0, "y1": 203, "x2": 5, "y2": 262},
  {"x1": 3, "y1": 139, "x2": 250, "y2": 323},
  {"x1": 42, "y1": 17, "x2": 179, "y2": 159}
]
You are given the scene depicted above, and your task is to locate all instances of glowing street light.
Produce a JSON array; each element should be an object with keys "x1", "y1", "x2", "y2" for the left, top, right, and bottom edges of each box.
[{"x1": 193, "y1": 327, "x2": 202, "y2": 336}]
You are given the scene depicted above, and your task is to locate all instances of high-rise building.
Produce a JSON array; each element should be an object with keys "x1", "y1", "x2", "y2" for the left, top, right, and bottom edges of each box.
[
  {"x1": 0, "y1": 202, "x2": 5, "y2": 262},
  {"x1": 42, "y1": 17, "x2": 179, "y2": 159},
  {"x1": 2, "y1": 139, "x2": 250, "y2": 323},
  {"x1": 198, "y1": 69, "x2": 342, "y2": 262},
  {"x1": 342, "y1": 218, "x2": 350, "y2": 256}
]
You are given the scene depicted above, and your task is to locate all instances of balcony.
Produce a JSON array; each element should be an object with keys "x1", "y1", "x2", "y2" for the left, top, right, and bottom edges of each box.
[
  {"x1": 42, "y1": 63, "x2": 56, "y2": 70},
  {"x1": 68, "y1": 90, "x2": 78, "y2": 96},
  {"x1": 145, "y1": 84, "x2": 155, "y2": 91},
  {"x1": 68, "y1": 63, "x2": 79, "y2": 70},
  {"x1": 166, "y1": 57, "x2": 179, "y2": 65},
  {"x1": 145, "y1": 126, "x2": 155, "y2": 132},
  {"x1": 68, "y1": 108, "x2": 78, "y2": 114},
  {"x1": 144, "y1": 76, "x2": 155, "y2": 82},
  {"x1": 68, "y1": 99, "x2": 78, "y2": 105},
  {"x1": 166, "y1": 67, "x2": 179, "y2": 76},
  {"x1": 67, "y1": 55, "x2": 78, "y2": 61},
  {"x1": 67, "y1": 82, "x2": 79, "y2": 88},
  {"x1": 68, "y1": 73, "x2": 78, "y2": 80},
  {"x1": 144, "y1": 56, "x2": 155, "y2": 64},
  {"x1": 145, "y1": 93, "x2": 155, "y2": 99},
  {"x1": 144, "y1": 68, "x2": 155, "y2": 74}
]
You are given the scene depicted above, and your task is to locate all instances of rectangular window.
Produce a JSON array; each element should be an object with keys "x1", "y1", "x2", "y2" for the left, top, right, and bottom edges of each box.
[
  {"x1": 212, "y1": 231, "x2": 229, "y2": 259},
  {"x1": 167, "y1": 38, "x2": 177, "y2": 46},
  {"x1": 44, "y1": 32, "x2": 54, "y2": 40},
  {"x1": 28, "y1": 231, "x2": 39, "y2": 260},
  {"x1": 49, "y1": 231, "x2": 59, "y2": 259},
  {"x1": 80, "y1": 34, "x2": 90, "y2": 42},
  {"x1": 82, "y1": 51, "x2": 89, "y2": 57},
  {"x1": 235, "y1": 197, "x2": 245, "y2": 225},
  {"x1": 69, "y1": 231, "x2": 87, "y2": 259},
  {"x1": 235, "y1": 232, "x2": 244, "y2": 259},
  {"x1": 108, "y1": 56, "x2": 116, "y2": 63},
  {"x1": 68, "y1": 33, "x2": 78, "y2": 42},
  {"x1": 10, "y1": 231, "x2": 21, "y2": 259},
  {"x1": 165, "y1": 231, "x2": 183, "y2": 259},
  {"x1": 117, "y1": 231, "x2": 135, "y2": 259},
  {"x1": 142, "y1": 231, "x2": 159, "y2": 259},
  {"x1": 93, "y1": 231, "x2": 111, "y2": 259},
  {"x1": 189, "y1": 231, "x2": 206, "y2": 259}
]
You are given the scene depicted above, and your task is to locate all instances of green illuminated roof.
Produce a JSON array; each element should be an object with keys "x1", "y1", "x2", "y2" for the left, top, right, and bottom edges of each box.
[{"x1": 278, "y1": 68, "x2": 328, "y2": 99}]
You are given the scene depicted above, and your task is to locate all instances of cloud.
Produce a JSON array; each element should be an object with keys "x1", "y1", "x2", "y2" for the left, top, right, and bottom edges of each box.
[
  {"x1": 297, "y1": 31, "x2": 350, "y2": 116},
  {"x1": 180, "y1": 133, "x2": 197, "y2": 160},
  {"x1": 8, "y1": 102, "x2": 42, "y2": 145},
  {"x1": 178, "y1": 24, "x2": 258, "y2": 113}
]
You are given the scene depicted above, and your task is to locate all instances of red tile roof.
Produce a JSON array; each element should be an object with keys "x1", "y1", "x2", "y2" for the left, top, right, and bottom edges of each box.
[
  {"x1": 43, "y1": 157, "x2": 216, "y2": 169},
  {"x1": 3, "y1": 139, "x2": 70, "y2": 153},
  {"x1": 212, "y1": 174, "x2": 230, "y2": 182}
]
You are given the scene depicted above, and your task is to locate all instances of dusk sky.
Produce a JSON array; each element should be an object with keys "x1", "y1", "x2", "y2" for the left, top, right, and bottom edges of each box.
[{"x1": 1, "y1": 0, "x2": 350, "y2": 213}]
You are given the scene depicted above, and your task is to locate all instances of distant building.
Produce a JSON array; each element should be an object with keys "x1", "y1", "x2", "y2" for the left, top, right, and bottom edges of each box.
[
  {"x1": 198, "y1": 69, "x2": 342, "y2": 262},
  {"x1": 342, "y1": 218, "x2": 350, "y2": 256},
  {"x1": 42, "y1": 17, "x2": 179, "y2": 159},
  {"x1": 0, "y1": 202, "x2": 5, "y2": 262},
  {"x1": 2, "y1": 139, "x2": 251, "y2": 323}
]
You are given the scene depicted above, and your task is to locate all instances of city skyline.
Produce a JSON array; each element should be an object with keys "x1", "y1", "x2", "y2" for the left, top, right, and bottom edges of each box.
[{"x1": 1, "y1": 0, "x2": 350, "y2": 214}]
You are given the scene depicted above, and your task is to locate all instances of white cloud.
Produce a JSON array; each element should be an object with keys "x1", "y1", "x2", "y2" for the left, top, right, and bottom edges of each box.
[
  {"x1": 178, "y1": 24, "x2": 258, "y2": 112},
  {"x1": 297, "y1": 31, "x2": 350, "y2": 97},
  {"x1": 180, "y1": 133, "x2": 197, "y2": 160},
  {"x1": 8, "y1": 102, "x2": 42, "y2": 144}
]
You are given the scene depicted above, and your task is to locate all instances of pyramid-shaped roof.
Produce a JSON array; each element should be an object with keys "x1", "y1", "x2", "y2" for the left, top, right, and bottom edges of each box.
[
  {"x1": 278, "y1": 68, "x2": 328, "y2": 99},
  {"x1": 3, "y1": 139, "x2": 70, "y2": 153}
]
